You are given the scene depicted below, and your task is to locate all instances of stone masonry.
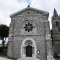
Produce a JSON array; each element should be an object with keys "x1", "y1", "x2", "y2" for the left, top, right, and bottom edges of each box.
[{"x1": 7, "y1": 6, "x2": 52, "y2": 60}]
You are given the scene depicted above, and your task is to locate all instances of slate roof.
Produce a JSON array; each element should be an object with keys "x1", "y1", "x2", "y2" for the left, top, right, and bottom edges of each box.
[{"x1": 10, "y1": 6, "x2": 49, "y2": 17}]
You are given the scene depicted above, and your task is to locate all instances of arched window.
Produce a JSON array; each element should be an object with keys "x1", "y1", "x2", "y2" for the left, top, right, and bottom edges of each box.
[{"x1": 56, "y1": 21, "x2": 59, "y2": 27}]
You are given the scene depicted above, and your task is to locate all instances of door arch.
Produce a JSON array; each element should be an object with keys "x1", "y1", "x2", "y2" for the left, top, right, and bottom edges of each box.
[{"x1": 21, "y1": 38, "x2": 37, "y2": 58}]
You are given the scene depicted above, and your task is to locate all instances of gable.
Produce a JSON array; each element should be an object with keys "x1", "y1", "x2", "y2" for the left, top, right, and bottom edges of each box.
[{"x1": 10, "y1": 7, "x2": 49, "y2": 18}]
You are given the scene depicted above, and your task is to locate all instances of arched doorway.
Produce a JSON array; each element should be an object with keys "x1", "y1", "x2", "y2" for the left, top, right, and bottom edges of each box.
[{"x1": 21, "y1": 38, "x2": 36, "y2": 58}]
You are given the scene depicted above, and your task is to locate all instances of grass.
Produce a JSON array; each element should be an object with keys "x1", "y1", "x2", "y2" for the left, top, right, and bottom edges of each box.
[{"x1": 0, "y1": 47, "x2": 7, "y2": 57}]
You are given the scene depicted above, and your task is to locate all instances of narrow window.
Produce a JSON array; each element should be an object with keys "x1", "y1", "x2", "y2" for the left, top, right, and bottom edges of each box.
[{"x1": 56, "y1": 21, "x2": 59, "y2": 27}]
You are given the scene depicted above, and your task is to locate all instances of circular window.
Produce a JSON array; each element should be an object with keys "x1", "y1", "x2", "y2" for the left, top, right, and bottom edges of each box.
[{"x1": 24, "y1": 23, "x2": 33, "y2": 32}]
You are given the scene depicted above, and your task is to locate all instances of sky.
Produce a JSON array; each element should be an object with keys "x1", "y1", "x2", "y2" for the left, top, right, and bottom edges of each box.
[
  {"x1": 0, "y1": 0, "x2": 60, "y2": 44},
  {"x1": 0, "y1": 0, "x2": 60, "y2": 29}
]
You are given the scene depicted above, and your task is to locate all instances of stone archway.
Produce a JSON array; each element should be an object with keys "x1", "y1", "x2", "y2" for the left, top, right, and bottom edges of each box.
[{"x1": 21, "y1": 38, "x2": 36, "y2": 58}]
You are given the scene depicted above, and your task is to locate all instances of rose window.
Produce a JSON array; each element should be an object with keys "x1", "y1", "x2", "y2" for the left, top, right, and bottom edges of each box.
[{"x1": 24, "y1": 23, "x2": 33, "y2": 32}]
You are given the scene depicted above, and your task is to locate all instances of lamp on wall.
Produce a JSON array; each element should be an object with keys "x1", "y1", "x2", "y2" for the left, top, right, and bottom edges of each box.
[{"x1": 37, "y1": 50, "x2": 40, "y2": 54}]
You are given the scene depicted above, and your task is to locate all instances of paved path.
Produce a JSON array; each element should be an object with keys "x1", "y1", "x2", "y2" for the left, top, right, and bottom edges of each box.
[
  {"x1": 0, "y1": 56, "x2": 12, "y2": 60},
  {"x1": 18, "y1": 57, "x2": 40, "y2": 60}
]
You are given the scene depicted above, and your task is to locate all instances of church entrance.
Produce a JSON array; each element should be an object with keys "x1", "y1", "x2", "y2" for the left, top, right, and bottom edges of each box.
[
  {"x1": 26, "y1": 45, "x2": 32, "y2": 57},
  {"x1": 21, "y1": 38, "x2": 36, "y2": 58}
]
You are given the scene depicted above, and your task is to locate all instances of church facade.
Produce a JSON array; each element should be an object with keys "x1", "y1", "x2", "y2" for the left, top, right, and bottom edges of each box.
[{"x1": 7, "y1": 6, "x2": 56, "y2": 60}]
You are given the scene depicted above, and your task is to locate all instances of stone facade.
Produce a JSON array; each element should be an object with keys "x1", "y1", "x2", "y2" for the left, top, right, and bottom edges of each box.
[{"x1": 7, "y1": 6, "x2": 52, "y2": 60}]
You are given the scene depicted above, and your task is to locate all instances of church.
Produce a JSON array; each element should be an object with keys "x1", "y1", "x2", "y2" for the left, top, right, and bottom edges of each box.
[{"x1": 7, "y1": 6, "x2": 60, "y2": 60}]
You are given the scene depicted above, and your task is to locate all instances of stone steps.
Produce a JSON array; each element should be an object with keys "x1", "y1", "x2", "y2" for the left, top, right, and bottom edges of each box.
[{"x1": 18, "y1": 57, "x2": 40, "y2": 60}]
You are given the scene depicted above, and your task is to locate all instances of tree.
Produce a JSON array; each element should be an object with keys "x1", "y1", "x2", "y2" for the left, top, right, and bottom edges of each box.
[
  {"x1": 58, "y1": 27, "x2": 60, "y2": 32},
  {"x1": 0, "y1": 24, "x2": 9, "y2": 48}
]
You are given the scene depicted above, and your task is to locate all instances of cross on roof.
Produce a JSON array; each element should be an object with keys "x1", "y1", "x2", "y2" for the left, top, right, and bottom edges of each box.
[{"x1": 28, "y1": 5, "x2": 30, "y2": 7}]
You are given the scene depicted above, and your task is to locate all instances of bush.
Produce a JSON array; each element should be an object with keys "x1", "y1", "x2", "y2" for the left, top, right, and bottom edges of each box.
[
  {"x1": 0, "y1": 46, "x2": 7, "y2": 56},
  {"x1": 0, "y1": 47, "x2": 4, "y2": 52}
]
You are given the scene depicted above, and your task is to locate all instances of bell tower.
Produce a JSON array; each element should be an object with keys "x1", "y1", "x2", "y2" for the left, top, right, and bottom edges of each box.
[
  {"x1": 52, "y1": 8, "x2": 60, "y2": 58},
  {"x1": 52, "y1": 8, "x2": 59, "y2": 30}
]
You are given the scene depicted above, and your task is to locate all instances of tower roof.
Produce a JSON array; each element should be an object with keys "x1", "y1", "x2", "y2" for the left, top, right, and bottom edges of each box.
[{"x1": 53, "y1": 8, "x2": 58, "y2": 17}]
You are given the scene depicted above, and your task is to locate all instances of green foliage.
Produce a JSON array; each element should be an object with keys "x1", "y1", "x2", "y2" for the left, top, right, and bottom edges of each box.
[
  {"x1": 0, "y1": 24, "x2": 9, "y2": 47},
  {"x1": 58, "y1": 27, "x2": 60, "y2": 32},
  {"x1": 0, "y1": 24, "x2": 9, "y2": 39},
  {"x1": 0, "y1": 47, "x2": 7, "y2": 56}
]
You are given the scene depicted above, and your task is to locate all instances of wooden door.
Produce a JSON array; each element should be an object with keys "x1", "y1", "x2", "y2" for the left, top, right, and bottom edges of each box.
[{"x1": 26, "y1": 45, "x2": 32, "y2": 57}]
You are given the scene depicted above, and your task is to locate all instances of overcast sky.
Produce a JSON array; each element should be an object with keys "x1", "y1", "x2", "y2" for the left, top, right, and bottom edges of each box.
[{"x1": 0, "y1": 0, "x2": 60, "y2": 29}]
